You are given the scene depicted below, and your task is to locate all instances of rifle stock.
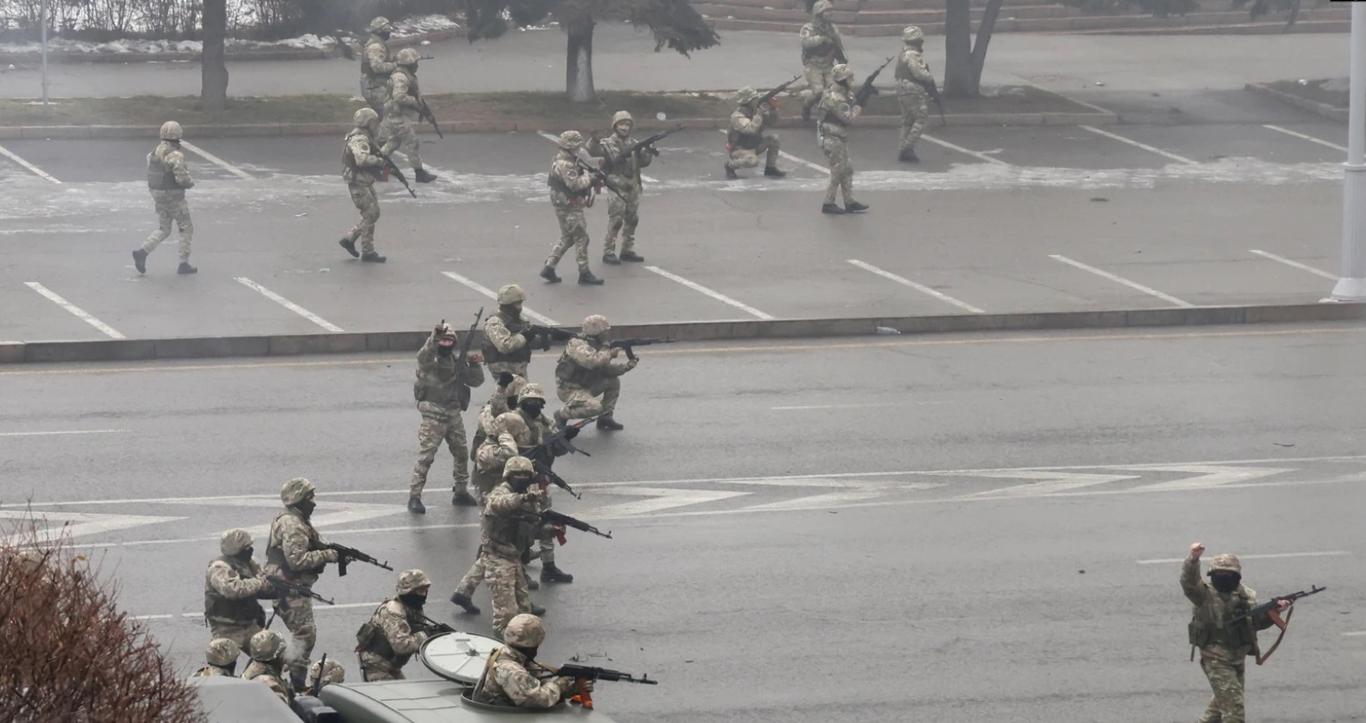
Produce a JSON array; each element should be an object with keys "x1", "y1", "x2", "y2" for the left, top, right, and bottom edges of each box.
[
  {"x1": 380, "y1": 151, "x2": 417, "y2": 197},
  {"x1": 417, "y1": 97, "x2": 444, "y2": 138}
]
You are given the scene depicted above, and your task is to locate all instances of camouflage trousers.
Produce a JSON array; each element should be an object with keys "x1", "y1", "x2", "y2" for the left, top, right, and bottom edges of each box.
[
  {"x1": 898, "y1": 88, "x2": 930, "y2": 152},
  {"x1": 556, "y1": 378, "x2": 620, "y2": 422},
  {"x1": 409, "y1": 402, "x2": 470, "y2": 498},
  {"x1": 361, "y1": 79, "x2": 388, "y2": 117},
  {"x1": 359, "y1": 652, "x2": 405, "y2": 681},
  {"x1": 1198, "y1": 658, "x2": 1246, "y2": 723},
  {"x1": 273, "y1": 593, "x2": 316, "y2": 678},
  {"x1": 346, "y1": 182, "x2": 380, "y2": 254},
  {"x1": 801, "y1": 64, "x2": 833, "y2": 117},
  {"x1": 142, "y1": 190, "x2": 193, "y2": 261},
  {"x1": 455, "y1": 552, "x2": 487, "y2": 598},
  {"x1": 604, "y1": 180, "x2": 641, "y2": 256},
  {"x1": 208, "y1": 619, "x2": 261, "y2": 656},
  {"x1": 820, "y1": 134, "x2": 856, "y2": 205},
  {"x1": 484, "y1": 553, "x2": 532, "y2": 633},
  {"x1": 545, "y1": 204, "x2": 591, "y2": 273},
  {"x1": 485, "y1": 361, "x2": 529, "y2": 379},
  {"x1": 727, "y1": 134, "x2": 781, "y2": 171},
  {"x1": 378, "y1": 116, "x2": 422, "y2": 171}
]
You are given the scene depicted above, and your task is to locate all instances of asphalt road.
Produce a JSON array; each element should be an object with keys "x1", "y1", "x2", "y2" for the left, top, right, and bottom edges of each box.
[
  {"x1": 0, "y1": 111, "x2": 1351, "y2": 343},
  {"x1": 2, "y1": 324, "x2": 1364, "y2": 721}
]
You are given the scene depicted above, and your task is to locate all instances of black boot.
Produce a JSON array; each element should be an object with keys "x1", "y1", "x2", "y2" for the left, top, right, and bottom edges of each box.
[
  {"x1": 845, "y1": 201, "x2": 869, "y2": 213},
  {"x1": 620, "y1": 250, "x2": 645, "y2": 262},
  {"x1": 450, "y1": 591, "x2": 481, "y2": 615},
  {"x1": 724, "y1": 165, "x2": 738, "y2": 180},
  {"x1": 899, "y1": 148, "x2": 920, "y2": 163},
  {"x1": 540, "y1": 265, "x2": 561, "y2": 284},
  {"x1": 763, "y1": 166, "x2": 787, "y2": 178},
  {"x1": 602, "y1": 252, "x2": 621, "y2": 265},
  {"x1": 452, "y1": 490, "x2": 478, "y2": 507},
  {"x1": 132, "y1": 249, "x2": 147, "y2": 274},
  {"x1": 414, "y1": 168, "x2": 438, "y2": 183},
  {"x1": 408, "y1": 496, "x2": 426, "y2": 514},
  {"x1": 361, "y1": 251, "x2": 387, "y2": 263},
  {"x1": 596, "y1": 415, "x2": 624, "y2": 431},
  {"x1": 530, "y1": 603, "x2": 547, "y2": 616},
  {"x1": 177, "y1": 261, "x2": 198, "y2": 274},
  {"x1": 822, "y1": 203, "x2": 845, "y2": 215},
  {"x1": 339, "y1": 237, "x2": 359, "y2": 258},
  {"x1": 578, "y1": 270, "x2": 604, "y2": 286},
  {"x1": 541, "y1": 563, "x2": 574, "y2": 584}
]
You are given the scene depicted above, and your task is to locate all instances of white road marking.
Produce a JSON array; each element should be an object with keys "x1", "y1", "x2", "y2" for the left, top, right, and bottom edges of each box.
[
  {"x1": 1261, "y1": 124, "x2": 1347, "y2": 153},
  {"x1": 1249, "y1": 249, "x2": 1336, "y2": 280},
  {"x1": 439, "y1": 271, "x2": 559, "y2": 326},
  {"x1": 536, "y1": 130, "x2": 659, "y2": 183},
  {"x1": 644, "y1": 265, "x2": 775, "y2": 320},
  {"x1": 847, "y1": 259, "x2": 985, "y2": 314},
  {"x1": 24, "y1": 282, "x2": 125, "y2": 339},
  {"x1": 134, "y1": 601, "x2": 385, "y2": 621},
  {"x1": 0, "y1": 143, "x2": 62, "y2": 184},
  {"x1": 712, "y1": 129, "x2": 827, "y2": 174},
  {"x1": 1343, "y1": 631, "x2": 1366, "y2": 637},
  {"x1": 1136, "y1": 550, "x2": 1350, "y2": 565},
  {"x1": 0, "y1": 510, "x2": 185, "y2": 540},
  {"x1": 234, "y1": 276, "x2": 343, "y2": 332},
  {"x1": 1051, "y1": 93, "x2": 1115, "y2": 115},
  {"x1": 179, "y1": 140, "x2": 253, "y2": 180},
  {"x1": 920, "y1": 133, "x2": 1011, "y2": 166},
  {"x1": 0, "y1": 429, "x2": 128, "y2": 438},
  {"x1": 586, "y1": 486, "x2": 752, "y2": 518},
  {"x1": 1129, "y1": 464, "x2": 1290, "y2": 492},
  {"x1": 1079, "y1": 125, "x2": 1197, "y2": 165},
  {"x1": 771, "y1": 403, "x2": 897, "y2": 411},
  {"x1": 1048, "y1": 254, "x2": 1194, "y2": 308},
  {"x1": 961, "y1": 470, "x2": 1141, "y2": 497}
]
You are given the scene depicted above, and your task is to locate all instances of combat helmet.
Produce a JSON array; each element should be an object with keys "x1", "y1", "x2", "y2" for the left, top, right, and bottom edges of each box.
[
  {"x1": 205, "y1": 638, "x2": 241, "y2": 666},
  {"x1": 497, "y1": 283, "x2": 526, "y2": 305},
  {"x1": 812, "y1": 0, "x2": 833, "y2": 16},
  {"x1": 518, "y1": 382, "x2": 547, "y2": 402},
  {"x1": 396, "y1": 47, "x2": 420, "y2": 66},
  {"x1": 280, "y1": 477, "x2": 316, "y2": 506},
  {"x1": 396, "y1": 568, "x2": 432, "y2": 595},
  {"x1": 581, "y1": 314, "x2": 611, "y2": 337},
  {"x1": 903, "y1": 25, "x2": 924, "y2": 44},
  {"x1": 503, "y1": 613, "x2": 546, "y2": 647},
  {"x1": 353, "y1": 107, "x2": 379, "y2": 130},
  {"x1": 369, "y1": 16, "x2": 393, "y2": 34},
  {"x1": 219, "y1": 528, "x2": 252, "y2": 556},
  {"x1": 611, "y1": 110, "x2": 634, "y2": 130},
  {"x1": 503, "y1": 455, "x2": 535, "y2": 479},
  {"x1": 1208, "y1": 554, "x2": 1242, "y2": 574},
  {"x1": 734, "y1": 87, "x2": 758, "y2": 106},
  {"x1": 831, "y1": 64, "x2": 854, "y2": 83},
  {"x1": 558, "y1": 130, "x2": 584, "y2": 151},
  {"x1": 249, "y1": 629, "x2": 286, "y2": 662},
  {"x1": 159, "y1": 120, "x2": 183, "y2": 141}
]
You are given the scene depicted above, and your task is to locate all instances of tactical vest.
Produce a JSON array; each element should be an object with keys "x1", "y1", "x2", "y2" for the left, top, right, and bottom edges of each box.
[
  {"x1": 895, "y1": 53, "x2": 912, "y2": 82},
  {"x1": 481, "y1": 490, "x2": 536, "y2": 557},
  {"x1": 800, "y1": 22, "x2": 836, "y2": 64},
  {"x1": 413, "y1": 350, "x2": 468, "y2": 410},
  {"x1": 361, "y1": 37, "x2": 386, "y2": 80},
  {"x1": 821, "y1": 91, "x2": 853, "y2": 129},
  {"x1": 547, "y1": 160, "x2": 591, "y2": 200},
  {"x1": 481, "y1": 312, "x2": 534, "y2": 367},
  {"x1": 204, "y1": 555, "x2": 266, "y2": 624},
  {"x1": 1188, "y1": 590, "x2": 1257, "y2": 652},
  {"x1": 265, "y1": 512, "x2": 326, "y2": 577},
  {"x1": 555, "y1": 337, "x2": 601, "y2": 388},
  {"x1": 342, "y1": 129, "x2": 366, "y2": 172},
  {"x1": 601, "y1": 137, "x2": 638, "y2": 180},
  {"x1": 355, "y1": 600, "x2": 423, "y2": 667},
  {"x1": 146, "y1": 144, "x2": 179, "y2": 190},
  {"x1": 727, "y1": 120, "x2": 763, "y2": 151}
]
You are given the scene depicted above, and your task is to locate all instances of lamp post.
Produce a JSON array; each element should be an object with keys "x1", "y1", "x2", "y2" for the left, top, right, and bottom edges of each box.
[{"x1": 1331, "y1": 2, "x2": 1366, "y2": 301}]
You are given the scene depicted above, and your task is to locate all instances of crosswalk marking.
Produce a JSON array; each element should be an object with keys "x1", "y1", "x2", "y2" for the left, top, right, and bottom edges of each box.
[
  {"x1": 585, "y1": 486, "x2": 751, "y2": 517},
  {"x1": 1124, "y1": 464, "x2": 1290, "y2": 492},
  {"x1": 962, "y1": 470, "x2": 1141, "y2": 497},
  {"x1": 0, "y1": 510, "x2": 184, "y2": 541}
]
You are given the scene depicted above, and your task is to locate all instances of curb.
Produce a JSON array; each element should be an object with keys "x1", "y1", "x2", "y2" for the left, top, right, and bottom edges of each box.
[
  {"x1": 2, "y1": 302, "x2": 1362, "y2": 365},
  {"x1": 1245, "y1": 82, "x2": 1347, "y2": 123},
  {"x1": 0, "y1": 110, "x2": 1117, "y2": 141},
  {"x1": 0, "y1": 29, "x2": 464, "y2": 65}
]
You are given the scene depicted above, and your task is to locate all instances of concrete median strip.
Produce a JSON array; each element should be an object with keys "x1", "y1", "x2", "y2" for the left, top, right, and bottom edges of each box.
[{"x1": 1, "y1": 301, "x2": 1363, "y2": 365}]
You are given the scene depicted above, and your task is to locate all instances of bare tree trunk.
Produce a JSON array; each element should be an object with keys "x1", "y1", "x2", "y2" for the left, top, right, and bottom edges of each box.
[
  {"x1": 942, "y1": 0, "x2": 974, "y2": 98},
  {"x1": 565, "y1": 20, "x2": 596, "y2": 103},
  {"x1": 970, "y1": 0, "x2": 1005, "y2": 90},
  {"x1": 201, "y1": 0, "x2": 228, "y2": 112}
]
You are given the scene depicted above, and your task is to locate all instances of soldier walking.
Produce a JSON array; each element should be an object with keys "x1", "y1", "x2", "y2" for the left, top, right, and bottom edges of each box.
[
  {"x1": 409, "y1": 321, "x2": 485, "y2": 513},
  {"x1": 817, "y1": 64, "x2": 868, "y2": 214},
  {"x1": 554, "y1": 314, "x2": 637, "y2": 432},
  {"x1": 203, "y1": 528, "x2": 270, "y2": 653},
  {"x1": 895, "y1": 26, "x2": 935, "y2": 163},
  {"x1": 339, "y1": 107, "x2": 388, "y2": 263},
  {"x1": 379, "y1": 48, "x2": 437, "y2": 184},
  {"x1": 356, "y1": 569, "x2": 435, "y2": 681},
  {"x1": 360, "y1": 17, "x2": 397, "y2": 116},
  {"x1": 799, "y1": 0, "x2": 844, "y2": 122},
  {"x1": 725, "y1": 88, "x2": 787, "y2": 180},
  {"x1": 133, "y1": 120, "x2": 196, "y2": 275},
  {"x1": 541, "y1": 131, "x2": 604, "y2": 286},
  {"x1": 263, "y1": 478, "x2": 341, "y2": 690},
  {"x1": 587, "y1": 111, "x2": 652, "y2": 265}
]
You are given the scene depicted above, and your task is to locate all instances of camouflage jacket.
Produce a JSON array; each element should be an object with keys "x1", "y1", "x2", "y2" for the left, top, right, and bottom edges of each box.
[
  {"x1": 1181, "y1": 557, "x2": 1273, "y2": 663},
  {"x1": 799, "y1": 19, "x2": 842, "y2": 67},
  {"x1": 147, "y1": 141, "x2": 194, "y2": 192},
  {"x1": 474, "y1": 646, "x2": 570, "y2": 709},
  {"x1": 343, "y1": 128, "x2": 384, "y2": 185},
  {"x1": 818, "y1": 84, "x2": 859, "y2": 139},
  {"x1": 204, "y1": 554, "x2": 268, "y2": 626},
  {"x1": 264, "y1": 509, "x2": 335, "y2": 586},
  {"x1": 190, "y1": 664, "x2": 234, "y2": 679},
  {"x1": 895, "y1": 47, "x2": 934, "y2": 97},
  {"x1": 547, "y1": 150, "x2": 595, "y2": 208},
  {"x1": 362, "y1": 34, "x2": 396, "y2": 84},
  {"x1": 414, "y1": 330, "x2": 485, "y2": 411},
  {"x1": 384, "y1": 68, "x2": 422, "y2": 121},
  {"x1": 555, "y1": 336, "x2": 636, "y2": 389},
  {"x1": 587, "y1": 133, "x2": 653, "y2": 190},
  {"x1": 358, "y1": 598, "x2": 429, "y2": 671},
  {"x1": 482, "y1": 310, "x2": 533, "y2": 372},
  {"x1": 480, "y1": 481, "x2": 544, "y2": 558},
  {"x1": 242, "y1": 660, "x2": 292, "y2": 703}
]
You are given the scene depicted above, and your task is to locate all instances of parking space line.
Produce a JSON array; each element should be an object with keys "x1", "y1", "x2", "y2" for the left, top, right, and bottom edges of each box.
[
  {"x1": 536, "y1": 130, "x2": 660, "y2": 184},
  {"x1": 1248, "y1": 249, "x2": 1336, "y2": 280},
  {"x1": 0, "y1": 144, "x2": 62, "y2": 184},
  {"x1": 1048, "y1": 254, "x2": 1194, "y2": 308},
  {"x1": 24, "y1": 282, "x2": 124, "y2": 338},
  {"x1": 1079, "y1": 125, "x2": 1197, "y2": 165},
  {"x1": 847, "y1": 259, "x2": 985, "y2": 314},
  {"x1": 233, "y1": 276, "x2": 343, "y2": 332},
  {"x1": 711, "y1": 129, "x2": 827, "y2": 174},
  {"x1": 1261, "y1": 124, "x2": 1347, "y2": 154},
  {"x1": 920, "y1": 134, "x2": 1011, "y2": 166},
  {"x1": 179, "y1": 140, "x2": 253, "y2": 180},
  {"x1": 439, "y1": 271, "x2": 560, "y2": 326},
  {"x1": 644, "y1": 265, "x2": 775, "y2": 320}
]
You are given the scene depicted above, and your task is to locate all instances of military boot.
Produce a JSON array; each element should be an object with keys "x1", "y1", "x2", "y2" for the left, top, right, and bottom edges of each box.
[
  {"x1": 290, "y1": 669, "x2": 307, "y2": 692},
  {"x1": 450, "y1": 592, "x2": 481, "y2": 615},
  {"x1": 540, "y1": 265, "x2": 562, "y2": 284},
  {"x1": 132, "y1": 249, "x2": 148, "y2": 274},
  {"x1": 530, "y1": 603, "x2": 547, "y2": 616},
  {"x1": 408, "y1": 496, "x2": 426, "y2": 514},
  {"x1": 845, "y1": 201, "x2": 869, "y2": 213},
  {"x1": 177, "y1": 262, "x2": 198, "y2": 274},
  {"x1": 541, "y1": 563, "x2": 574, "y2": 584},
  {"x1": 578, "y1": 270, "x2": 605, "y2": 286},
  {"x1": 899, "y1": 148, "x2": 920, "y2": 163},
  {"x1": 724, "y1": 165, "x2": 738, "y2": 180},
  {"x1": 526, "y1": 576, "x2": 540, "y2": 591},
  {"x1": 361, "y1": 251, "x2": 387, "y2": 263},
  {"x1": 602, "y1": 252, "x2": 621, "y2": 265},
  {"x1": 414, "y1": 167, "x2": 438, "y2": 183},
  {"x1": 763, "y1": 166, "x2": 787, "y2": 178},
  {"x1": 452, "y1": 490, "x2": 478, "y2": 507},
  {"x1": 821, "y1": 203, "x2": 845, "y2": 215},
  {"x1": 596, "y1": 415, "x2": 624, "y2": 431},
  {"x1": 620, "y1": 250, "x2": 645, "y2": 262},
  {"x1": 338, "y1": 237, "x2": 359, "y2": 258}
]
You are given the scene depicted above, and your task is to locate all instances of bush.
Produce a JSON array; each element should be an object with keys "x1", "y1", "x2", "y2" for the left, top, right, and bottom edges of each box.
[{"x1": 0, "y1": 517, "x2": 203, "y2": 723}]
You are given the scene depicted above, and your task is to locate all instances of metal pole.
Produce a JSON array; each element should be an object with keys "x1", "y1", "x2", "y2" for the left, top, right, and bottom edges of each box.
[
  {"x1": 1332, "y1": 2, "x2": 1366, "y2": 300},
  {"x1": 40, "y1": 0, "x2": 49, "y2": 105}
]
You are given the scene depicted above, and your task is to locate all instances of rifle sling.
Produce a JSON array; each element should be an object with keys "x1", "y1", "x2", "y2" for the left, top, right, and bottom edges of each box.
[{"x1": 1254, "y1": 605, "x2": 1293, "y2": 666}]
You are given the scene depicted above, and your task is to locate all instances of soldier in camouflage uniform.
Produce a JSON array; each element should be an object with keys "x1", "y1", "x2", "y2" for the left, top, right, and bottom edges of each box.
[
  {"x1": 190, "y1": 638, "x2": 241, "y2": 679},
  {"x1": 470, "y1": 372, "x2": 526, "y2": 457},
  {"x1": 896, "y1": 26, "x2": 935, "y2": 163},
  {"x1": 817, "y1": 64, "x2": 868, "y2": 215},
  {"x1": 587, "y1": 111, "x2": 653, "y2": 265},
  {"x1": 494, "y1": 383, "x2": 576, "y2": 584},
  {"x1": 472, "y1": 613, "x2": 591, "y2": 708},
  {"x1": 482, "y1": 284, "x2": 536, "y2": 379},
  {"x1": 357, "y1": 569, "x2": 435, "y2": 681},
  {"x1": 379, "y1": 48, "x2": 437, "y2": 184},
  {"x1": 471, "y1": 456, "x2": 546, "y2": 634},
  {"x1": 340, "y1": 107, "x2": 388, "y2": 263},
  {"x1": 360, "y1": 17, "x2": 397, "y2": 117},
  {"x1": 1183, "y1": 542, "x2": 1289, "y2": 723},
  {"x1": 263, "y1": 477, "x2": 340, "y2": 690},
  {"x1": 132, "y1": 121, "x2": 196, "y2": 275},
  {"x1": 541, "y1": 131, "x2": 605, "y2": 286},
  {"x1": 725, "y1": 88, "x2": 787, "y2": 180},
  {"x1": 409, "y1": 321, "x2": 486, "y2": 514},
  {"x1": 305, "y1": 658, "x2": 346, "y2": 690},
  {"x1": 242, "y1": 629, "x2": 292, "y2": 703},
  {"x1": 203, "y1": 528, "x2": 270, "y2": 653},
  {"x1": 554, "y1": 314, "x2": 636, "y2": 433},
  {"x1": 799, "y1": 0, "x2": 844, "y2": 122}
]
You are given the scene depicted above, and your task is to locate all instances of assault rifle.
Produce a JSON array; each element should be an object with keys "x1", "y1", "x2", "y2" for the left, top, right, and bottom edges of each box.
[
  {"x1": 525, "y1": 417, "x2": 597, "y2": 464},
  {"x1": 542, "y1": 509, "x2": 612, "y2": 541},
  {"x1": 379, "y1": 150, "x2": 417, "y2": 198},
  {"x1": 263, "y1": 576, "x2": 335, "y2": 628},
  {"x1": 541, "y1": 663, "x2": 657, "y2": 710},
  {"x1": 574, "y1": 157, "x2": 627, "y2": 202},
  {"x1": 608, "y1": 337, "x2": 673, "y2": 362},
  {"x1": 533, "y1": 459, "x2": 583, "y2": 500},
  {"x1": 324, "y1": 542, "x2": 394, "y2": 577},
  {"x1": 755, "y1": 74, "x2": 802, "y2": 111},
  {"x1": 526, "y1": 323, "x2": 576, "y2": 352},
  {"x1": 417, "y1": 612, "x2": 456, "y2": 635},
  {"x1": 1229, "y1": 585, "x2": 1326, "y2": 626},
  {"x1": 919, "y1": 78, "x2": 946, "y2": 125},
  {"x1": 854, "y1": 56, "x2": 896, "y2": 107},
  {"x1": 416, "y1": 96, "x2": 444, "y2": 139},
  {"x1": 449, "y1": 307, "x2": 484, "y2": 410},
  {"x1": 624, "y1": 125, "x2": 684, "y2": 157}
]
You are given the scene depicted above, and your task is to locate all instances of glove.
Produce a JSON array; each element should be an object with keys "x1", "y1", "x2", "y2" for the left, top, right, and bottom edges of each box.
[
  {"x1": 498, "y1": 372, "x2": 515, "y2": 387},
  {"x1": 563, "y1": 426, "x2": 580, "y2": 441}
]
